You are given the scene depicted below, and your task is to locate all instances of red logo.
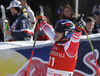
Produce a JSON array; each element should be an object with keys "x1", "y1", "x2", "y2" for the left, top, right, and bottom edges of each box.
[
  {"x1": 15, "y1": 49, "x2": 100, "y2": 76},
  {"x1": 15, "y1": 57, "x2": 48, "y2": 76},
  {"x1": 73, "y1": 49, "x2": 99, "y2": 76}
]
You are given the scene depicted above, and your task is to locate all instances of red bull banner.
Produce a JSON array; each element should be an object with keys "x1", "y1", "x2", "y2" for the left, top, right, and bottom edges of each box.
[{"x1": 0, "y1": 34, "x2": 100, "y2": 76}]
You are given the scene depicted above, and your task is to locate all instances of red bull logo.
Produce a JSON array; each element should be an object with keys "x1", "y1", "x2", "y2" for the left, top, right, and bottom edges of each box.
[
  {"x1": 0, "y1": 47, "x2": 99, "y2": 76},
  {"x1": 73, "y1": 49, "x2": 100, "y2": 76},
  {"x1": 15, "y1": 49, "x2": 100, "y2": 76},
  {"x1": 15, "y1": 57, "x2": 48, "y2": 76}
]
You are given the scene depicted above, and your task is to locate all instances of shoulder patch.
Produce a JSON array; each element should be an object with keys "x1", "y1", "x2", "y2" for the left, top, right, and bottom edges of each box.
[{"x1": 22, "y1": 20, "x2": 26, "y2": 28}]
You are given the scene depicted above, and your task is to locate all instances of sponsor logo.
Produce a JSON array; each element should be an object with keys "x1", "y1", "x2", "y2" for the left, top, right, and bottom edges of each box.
[
  {"x1": 15, "y1": 57, "x2": 48, "y2": 76},
  {"x1": 50, "y1": 50, "x2": 65, "y2": 58},
  {"x1": 73, "y1": 49, "x2": 99, "y2": 76},
  {"x1": 15, "y1": 49, "x2": 99, "y2": 76},
  {"x1": 22, "y1": 20, "x2": 26, "y2": 28}
]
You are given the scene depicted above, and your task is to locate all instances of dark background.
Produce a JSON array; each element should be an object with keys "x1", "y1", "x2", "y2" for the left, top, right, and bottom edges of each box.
[{"x1": 0, "y1": 0, "x2": 100, "y2": 25}]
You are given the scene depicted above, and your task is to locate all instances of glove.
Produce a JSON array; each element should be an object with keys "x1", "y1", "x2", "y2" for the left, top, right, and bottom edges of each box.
[
  {"x1": 75, "y1": 14, "x2": 86, "y2": 32},
  {"x1": 36, "y1": 14, "x2": 44, "y2": 23},
  {"x1": 36, "y1": 5, "x2": 44, "y2": 23}
]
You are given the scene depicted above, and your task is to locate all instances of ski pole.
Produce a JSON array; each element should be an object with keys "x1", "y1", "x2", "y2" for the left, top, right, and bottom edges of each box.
[
  {"x1": 83, "y1": 28, "x2": 100, "y2": 76},
  {"x1": 27, "y1": 5, "x2": 44, "y2": 76},
  {"x1": 1, "y1": 5, "x2": 6, "y2": 42},
  {"x1": 5, "y1": 20, "x2": 8, "y2": 42},
  {"x1": 27, "y1": 27, "x2": 38, "y2": 76}
]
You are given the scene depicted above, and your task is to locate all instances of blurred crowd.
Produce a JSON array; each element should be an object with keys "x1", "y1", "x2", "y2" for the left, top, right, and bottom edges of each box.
[
  {"x1": 56, "y1": 4, "x2": 100, "y2": 35},
  {"x1": 0, "y1": 0, "x2": 100, "y2": 42}
]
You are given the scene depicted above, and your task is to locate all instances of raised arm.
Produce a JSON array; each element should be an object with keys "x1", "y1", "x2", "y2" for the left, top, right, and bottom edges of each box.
[
  {"x1": 36, "y1": 6, "x2": 55, "y2": 43},
  {"x1": 20, "y1": 0, "x2": 36, "y2": 32},
  {"x1": 64, "y1": 15, "x2": 86, "y2": 57},
  {"x1": 39, "y1": 21, "x2": 55, "y2": 43}
]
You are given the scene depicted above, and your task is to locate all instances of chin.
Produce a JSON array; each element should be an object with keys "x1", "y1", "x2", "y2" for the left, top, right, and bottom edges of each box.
[
  {"x1": 54, "y1": 39, "x2": 59, "y2": 42},
  {"x1": 54, "y1": 38, "x2": 57, "y2": 42}
]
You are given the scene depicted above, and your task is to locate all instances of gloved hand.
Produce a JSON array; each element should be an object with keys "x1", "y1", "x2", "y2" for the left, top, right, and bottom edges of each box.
[
  {"x1": 36, "y1": 14, "x2": 44, "y2": 23},
  {"x1": 36, "y1": 5, "x2": 44, "y2": 23},
  {"x1": 75, "y1": 14, "x2": 86, "y2": 32}
]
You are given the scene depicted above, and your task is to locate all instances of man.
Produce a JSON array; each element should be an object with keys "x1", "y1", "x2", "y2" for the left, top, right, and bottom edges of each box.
[
  {"x1": 92, "y1": 10, "x2": 100, "y2": 33},
  {"x1": 4, "y1": 0, "x2": 33, "y2": 41},
  {"x1": 92, "y1": 5, "x2": 100, "y2": 33},
  {"x1": 82, "y1": 17, "x2": 95, "y2": 35},
  {"x1": 19, "y1": 0, "x2": 36, "y2": 40},
  {"x1": 36, "y1": 9, "x2": 86, "y2": 76},
  {"x1": 19, "y1": 0, "x2": 36, "y2": 32},
  {"x1": 92, "y1": 5, "x2": 100, "y2": 15}
]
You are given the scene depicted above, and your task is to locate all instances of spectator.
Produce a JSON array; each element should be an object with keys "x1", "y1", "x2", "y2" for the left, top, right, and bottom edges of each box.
[
  {"x1": 92, "y1": 11, "x2": 100, "y2": 33},
  {"x1": 19, "y1": 0, "x2": 36, "y2": 40},
  {"x1": 92, "y1": 5, "x2": 100, "y2": 15},
  {"x1": 82, "y1": 17, "x2": 95, "y2": 35},
  {"x1": 92, "y1": 5, "x2": 100, "y2": 33},
  {"x1": 63, "y1": 5, "x2": 75, "y2": 22},
  {"x1": 19, "y1": 0, "x2": 36, "y2": 30},
  {"x1": 3, "y1": 0, "x2": 33, "y2": 41}
]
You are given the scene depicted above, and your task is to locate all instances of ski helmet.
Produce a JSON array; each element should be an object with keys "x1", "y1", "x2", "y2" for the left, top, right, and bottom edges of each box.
[{"x1": 55, "y1": 19, "x2": 75, "y2": 39}]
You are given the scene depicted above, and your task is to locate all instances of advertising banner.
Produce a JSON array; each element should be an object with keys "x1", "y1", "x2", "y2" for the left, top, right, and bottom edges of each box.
[{"x1": 0, "y1": 34, "x2": 100, "y2": 76}]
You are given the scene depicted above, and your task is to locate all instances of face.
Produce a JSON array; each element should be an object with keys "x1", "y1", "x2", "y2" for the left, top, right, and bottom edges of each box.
[
  {"x1": 54, "y1": 31, "x2": 63, "y2": 42},
  {"x1": 63, "y1": 8, "x2": 72, "y2": 18},
  {"x1": 94, "y1": 14, "x2": 100, "y2": 25},
  {"x1": 86, "y1": 21, "x2": 94, "y2": 32},
  {"x1": 10, "y1": 8, "x2": 15, "y2": 16}
]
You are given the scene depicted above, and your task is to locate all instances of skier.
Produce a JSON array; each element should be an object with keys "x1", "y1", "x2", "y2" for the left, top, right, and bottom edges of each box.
[{"x1": 36, "y1": 8, "x2": 86, "y2": 76}]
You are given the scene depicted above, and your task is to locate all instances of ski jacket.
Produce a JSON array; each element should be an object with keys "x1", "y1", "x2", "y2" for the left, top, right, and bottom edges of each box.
[
  {"x1": 11, "y1": 12, "x2": 33, "y2": 41},
  {"x1": 40, "y1": 21, "x2": 82, "y2": 75}
]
